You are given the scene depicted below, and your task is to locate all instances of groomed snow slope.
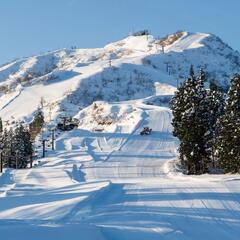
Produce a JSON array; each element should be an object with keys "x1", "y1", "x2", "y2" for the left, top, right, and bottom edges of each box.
[{"x1": 0, "y1": 100, "x2": 240, "y2": 240}]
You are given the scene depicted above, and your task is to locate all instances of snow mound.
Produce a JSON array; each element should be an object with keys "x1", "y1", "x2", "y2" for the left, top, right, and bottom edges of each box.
[
  {"x1": 76, "y1": 101, "x2": 141, "y2": 132},
  {"x1": 105, "y1": 35, "x2": 155, "y2": 53}
]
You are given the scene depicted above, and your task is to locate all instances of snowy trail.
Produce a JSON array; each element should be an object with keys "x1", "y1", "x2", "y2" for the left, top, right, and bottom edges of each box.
[
  {"x1": 82, "y1": 106, "x2": 177, "y2": 180},
  {"x1": 87, "y1": 179, "x2": 240, "y2": 240},
  {"x1": 76, "y1": 105, "x2": 240, "y2": 240}
]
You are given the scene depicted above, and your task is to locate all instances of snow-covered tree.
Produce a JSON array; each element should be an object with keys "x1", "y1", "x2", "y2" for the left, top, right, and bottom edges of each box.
[
  {"x1": 206, "y1": 80, "x2": 225, "y2": 168},
  {"x1": 2, "y1": 128, "x2": 14, "y2": 168},
  {"x1": 171, "y1": 67, "x2": 210, "y2": 174},
  {"x1": 1, "y1": 124, "x2": 33, "y2": 169},
  {"x1": 13, "y1": 124, "x2": 33, "y2": 168},
  {"x1": 171, "y1": 83, "x2": 185, "y2": 164},
  {"x1": 216, "y1": 74, "x2": 240, "y2": 173}
]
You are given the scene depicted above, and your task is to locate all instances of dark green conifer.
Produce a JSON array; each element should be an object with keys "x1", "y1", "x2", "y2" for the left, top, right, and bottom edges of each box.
[
  {"x1": 171, "y1": 67, "x2": 210, "y2": 174},
  {"x1": 217, "y1": 74, "x2": 240, "y2": 173}
]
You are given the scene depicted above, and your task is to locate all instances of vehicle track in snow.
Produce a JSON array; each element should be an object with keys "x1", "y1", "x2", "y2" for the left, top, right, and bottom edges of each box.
[{"x1": 82, "y1": 106, "x2": 177, "y2": 181}]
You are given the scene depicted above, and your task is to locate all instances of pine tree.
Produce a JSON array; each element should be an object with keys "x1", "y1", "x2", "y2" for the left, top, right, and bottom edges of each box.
[
  {"x1": 171, "y1": 67, "x2": 210, "y2": 174},
  {"x1": 206, "y1": 80, "x2": 225, "y2": 169},
  {"x1": 217, "y1": 74, "x2": 240, "y2": 173},
  {"x1": 13, "y1": 125, "x2": 25, "y2": 168},
  {"x1": 171, "y1": 84, "x2": 185, "y2": 138},
  {"x1": 1, "y1": 124, "x2": 33, "y2": 169},
  {"x1": 171, "y1": 83, "x2": 186, "y2": 165},
  {"x1": 13, "y1": 124, "x2": 33, "y2": 168},
  {"x1": 194, "y1": 68, "x2": 210, "y2": 172},
  {"x1": 2, "y1": 128, "x2": 14, "y2": 167}
]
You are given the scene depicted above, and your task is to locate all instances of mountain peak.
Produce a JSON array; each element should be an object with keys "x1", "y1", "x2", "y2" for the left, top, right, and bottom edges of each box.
[{"x1": 0, "y1": 30, "x2": 239, "y2": 124}]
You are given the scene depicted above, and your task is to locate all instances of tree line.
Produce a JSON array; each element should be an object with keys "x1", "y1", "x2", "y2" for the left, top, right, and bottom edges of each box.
[
  {"x1": 0, "y1": 109, "x2": 44, "y2": 169},
  {"x1": 171, "y1": 66, "x2": 240, "y2": 174}
]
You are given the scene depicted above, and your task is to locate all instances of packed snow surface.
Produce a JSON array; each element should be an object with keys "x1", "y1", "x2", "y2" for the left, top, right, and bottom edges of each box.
[
  {"x1": 0, "y1": 100, "x2": 240, "y2": 240},
  {"x1": 0, "y1": 31, "x2": 240, "y2": 239}
]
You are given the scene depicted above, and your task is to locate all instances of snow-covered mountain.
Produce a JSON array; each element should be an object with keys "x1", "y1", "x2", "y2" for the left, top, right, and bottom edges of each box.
[{"x1": 0, "y1": 31, "x2": 239, "y2": 123}]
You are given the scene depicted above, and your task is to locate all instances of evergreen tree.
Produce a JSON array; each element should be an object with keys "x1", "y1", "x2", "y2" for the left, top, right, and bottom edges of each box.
[
  {"x1": 194, "y1": 68, "x2": 211, "y2": 171},
  {"x1": 1, "y1": 124, "x2": 33, "y2": 169},
  {"x1": 171, "y1": 84, "x2": 185, "y2": 138},
  {"x1": 13, "y1": 124, "x2": 33, "y2": 168},
  {"x1": 2, "y1": 128, "x2": 14, "y2": 167},
  {"x1": 171, "y1": 67, "x2": 210, "y2": 174},
  {"x1": 217, "y1": 74, "x2": 240, "y2": 173},
  {"x1": 206, "y1": 80, "x2": 225, "y2": 168}
]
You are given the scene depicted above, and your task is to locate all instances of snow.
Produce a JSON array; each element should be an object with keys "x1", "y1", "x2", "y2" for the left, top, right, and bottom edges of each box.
[
  {"x1": 105, "y1": 35, "x2": 155, "y2": 53},
  {"x1": 0, "y1": 31, "x2": 239, "y2": 124},
  {"x1": 165, "y1": 32, "x2": 209, "y2": 52},
  {"x1": 0, "y1": 31, "x2": 240, "y2": 239},
  {"x1": 1, "y1": 99, "x2": 240, "y2": 239},
  {"x1": 147, "y1": 32, "x2": 240, "y2": 86}
]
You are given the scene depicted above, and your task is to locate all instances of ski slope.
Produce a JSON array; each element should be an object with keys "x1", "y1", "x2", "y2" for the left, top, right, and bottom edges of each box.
[{"x1": 0, "y1": 101, "x2": 240, "y2": 240}]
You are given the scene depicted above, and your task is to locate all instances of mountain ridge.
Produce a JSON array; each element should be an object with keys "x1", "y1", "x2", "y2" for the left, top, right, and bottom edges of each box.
[{"x1": 0, "y1": 31, "x2": 239, "y2": 124}]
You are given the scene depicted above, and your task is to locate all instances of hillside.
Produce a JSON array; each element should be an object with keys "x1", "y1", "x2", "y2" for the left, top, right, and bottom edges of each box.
[{"x1": 0, "y1": 31, "x2": 240, "y2": 125}]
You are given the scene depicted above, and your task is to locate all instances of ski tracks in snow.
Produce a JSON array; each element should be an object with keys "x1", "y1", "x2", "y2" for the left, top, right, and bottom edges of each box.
[{"x1": 1, "y1": 103, "x2": 240, "y2": 239}]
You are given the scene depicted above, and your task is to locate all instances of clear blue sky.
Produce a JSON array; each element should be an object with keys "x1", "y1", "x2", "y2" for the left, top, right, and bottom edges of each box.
[{"x1": 0, "y1": 0, "x2": 239, "y2": 64}]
